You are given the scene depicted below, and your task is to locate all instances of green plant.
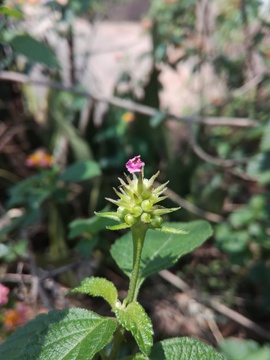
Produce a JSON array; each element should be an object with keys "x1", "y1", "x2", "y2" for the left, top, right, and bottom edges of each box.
[
  {"x1": 0, "y1": 159, "x2": 101, "y2": 263},
  {"x1": 0, "y1": 156, "x2": 224, "y2": 359},
  {"x1": 219, "y1": 337, "x2": 270, "y2": 360}
]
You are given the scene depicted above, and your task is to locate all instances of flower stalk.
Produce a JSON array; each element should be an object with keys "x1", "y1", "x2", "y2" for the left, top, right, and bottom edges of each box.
[
  {"x1": 95, "y1": 155, "x2": 187, "y2": 306},
  {"x1": 125, "y1": 224, "x2": 148, "y2": 305}
]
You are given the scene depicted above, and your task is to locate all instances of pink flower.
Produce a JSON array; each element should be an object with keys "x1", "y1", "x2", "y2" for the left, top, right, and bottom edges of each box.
[
  {"x1": 0, "y1": 283, "x2": 9, "y2": 306},
  {"x1": 126, "y1": 155, "x2": 145, "y2": 173}
]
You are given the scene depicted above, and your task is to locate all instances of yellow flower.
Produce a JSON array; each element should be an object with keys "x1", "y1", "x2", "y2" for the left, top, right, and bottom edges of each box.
[
  {"x1": 25, "y1": 148, "x2": 54, "y2": 168},
  {"x1": 121, "y1": 112, "x2": 135, "y2": 123},
  {"x1": 3, "y1": 303, "x2": 30, "y2": 330}
]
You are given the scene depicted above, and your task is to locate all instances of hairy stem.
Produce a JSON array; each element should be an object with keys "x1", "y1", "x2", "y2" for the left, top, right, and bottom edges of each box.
[{"x1": 125, "y1": 224, "x2": 148, "y2": 305}]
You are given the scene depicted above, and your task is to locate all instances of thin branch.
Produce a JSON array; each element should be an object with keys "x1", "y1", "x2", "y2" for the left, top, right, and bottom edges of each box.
[
  {"x1": 28, "y1": 251, "x2": 54, "y2": 310},
  {"x1": 187, "y1": 122, "x2": 248, "y2": 167},
  {"x1": 157, "y1": 182, "x2": 223, "y2": 223},
  {"x1": 205, "y1": 298, "x2": 270, "y2": 342},
  {"x1": 0, "y1": 71, "x2": 259, "y2": 128},
  {"x1": 39, "y1": 260, "x2": 81, "y2": 281},
  {"x1": 0, "y1": 273, "x2": 33, "y2": 283},
  {"x1": 0, "y1": 70, "x2": 260, "y2": 169},
  {"x1": 159, "y1": 269, "x2": 270, "y2": 342}
]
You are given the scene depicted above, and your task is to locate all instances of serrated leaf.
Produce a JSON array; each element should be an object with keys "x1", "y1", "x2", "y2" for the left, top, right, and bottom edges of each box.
[
  {"x1": 94, "y1": 211, "x2": 120, "y2": 222},
  {"x1": 70, "y1": 277, "x2": 118, "y2": 308},
  {"x1": 0, "y1": 309, "x2": 117, "y2": 360},
  {"x1": 107, "y1": 223, "x2": 130, "y2": 230},
  {"x1": 115, "y1": 302, "x2": 153, "y2": 356},
  {"x1": 59, "y1": 161, "x2": 101, "y2": 182},
  {"x1": 10, "y1": 35, "x2": 58, "y2": 68},
  {"x1": 111, "y1": 221, "x2": 212, "y2": 289},
  {"x1": 149, "y1": 337, "x2": 226, "y2": 360}
]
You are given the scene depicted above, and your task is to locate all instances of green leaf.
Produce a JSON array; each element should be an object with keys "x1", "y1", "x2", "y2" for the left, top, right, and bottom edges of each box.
[
  {"x1": 0, "y1": 6, "x2": 23, "y2": 18},
  {"x1": 111, "y1": 221, "x2": 212, "y2": 288},
  {"x1": 155, "y1": 226, "x2": 188, "y2": 235},
  {"x1": 0, "y1": 210, "x2": 40, "y2": 240},
  {"x1": 0, "y1": 309, "x2": 117, "y2": 360},
  {"x1": 75, "y1": 238, "x2": 98, "y2": 258},
  {"x1": 52, "y1": 107, "x2": 93, "y2": 161},
  {"x1": 219, "y1": 338, "x2": 270, "y2": 360},
  {"x1": 59, "y1": 161, "x2": 101, "y2": 182},
  {"x1": 10, "y1": 35, "x2": 59, "y2": 68},
  {"x1": 107, "y1": 223, "x2": 130, "y2": 230},
  {"x1": 94, "y1": 211, "x2": 120, "y2": 222},
  {"x1": 70, "y1": 277, "x2": 118, "y2": 308},
  {"x1": 133, "y1": 354, "x2": 149, "y2": 360},
  {"x1": 150, "y1": 111, "x2": 166, "y2": 128},
  {"x1": 115, "y1": 302, "x2": 153, "y2": 356},
  {"x1": 149, "y1": 337, "x2": 225, "y2": 360},
  {"x1": 0, "y1": 239, "x2": 28, "y2": 261},
  {"x1": 247, "y1": 152, "x2": 270, "y2": 185},
  {"x1": 229, "y1": 208, "x2": 254, "y2": 228},
  {"x1": 260, "y1": 121, "x2": 270, "y2": 152},
  {"x1": 68, "y1": 213, "x2": 115, "y2": 239}
]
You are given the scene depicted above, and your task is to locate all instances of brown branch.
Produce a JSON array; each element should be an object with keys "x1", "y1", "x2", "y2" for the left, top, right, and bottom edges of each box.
[
  {"x1": 240, "y1": 0, "x2": 256, "y2": 79},
  {"x1": 188, "y1": 122, "x2": 248, "y2": 168},
  {"x1": 0, "y1": 71, "x2": 259, "y2": 128},
  {"x1": 159, "y1": 269, "x2": 270, "y2": 342},
  {"x1": 156, "y1": 182, "x2": 223, "y2": 223}
]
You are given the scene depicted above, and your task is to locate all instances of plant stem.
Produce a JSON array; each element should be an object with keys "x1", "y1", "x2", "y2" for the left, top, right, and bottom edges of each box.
[
  {"x1": 125, "y1": 224, "x2": 148, "y2": 305},
  {"x1": 107, "y1": 326, "x2": 124, "y2": 360}
]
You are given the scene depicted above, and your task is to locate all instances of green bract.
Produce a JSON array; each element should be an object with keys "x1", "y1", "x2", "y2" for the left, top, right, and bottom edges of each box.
[{"x1": 95, "y1": 170, "x2": 183, "y2": 234}]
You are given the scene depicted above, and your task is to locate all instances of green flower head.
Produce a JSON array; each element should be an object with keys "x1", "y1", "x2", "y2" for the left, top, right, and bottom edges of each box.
[{"x1": 95, "y1": 156, "x2": 185, "y2": 234}]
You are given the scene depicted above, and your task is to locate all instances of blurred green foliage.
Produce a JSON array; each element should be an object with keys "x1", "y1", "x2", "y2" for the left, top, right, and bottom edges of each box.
[
  {"x1": 0, "y1": 0, "x2": 270, "y2": 349},
  {"x1": 220, "y1": 338, "x2": 270, "y2": 360}
]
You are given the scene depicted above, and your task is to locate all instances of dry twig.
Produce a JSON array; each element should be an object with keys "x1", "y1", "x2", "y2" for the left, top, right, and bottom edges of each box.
[
  {"x1": 0, "y1": 71, "x2": 259, "y2": 128},
  {"x1": 159, "y1": 269, "x2": 270, "y2": 342},
  {"x1": 156, "y1": 183, "x2": 223, "y2": 223}
]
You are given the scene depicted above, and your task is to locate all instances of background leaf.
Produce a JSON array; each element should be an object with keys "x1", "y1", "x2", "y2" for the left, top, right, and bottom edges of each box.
[
  {"x1": 149, "y1": 337, "x2": 225, "y2": 360},
  {"x1": 260, "y1": 121, "x2": 270, "y2": 152},
  {"x1": 111, "y1": 221, "x2": 212, "y2": 288},
  {"x1": 59, "y1": 161, "x2": 101, "y2": 182},
  {"x1": 10, "y1": 35, "x2": 59, "y2": 68},
  {"x1": 0, "y1": 309, "x2": 117, "y2": 360},
  {"x1": 219, "y1": 338, "x2": 270, "y2": 360},
  {"x1": 68, "y1": 213, "x2": 115, "y2": 239},
  {"x1": 115, "y1": 302, "x2": 153, "y2": 356},
  {"x1": 70, "y1": 277, "x2": 118, "y2": 308},
  {"x1": 0, "y1": 6, "x2": 23, "y2": 18}
]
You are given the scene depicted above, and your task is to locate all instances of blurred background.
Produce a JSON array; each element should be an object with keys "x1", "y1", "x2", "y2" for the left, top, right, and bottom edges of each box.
[{"x1": 0, "y1": 0, "x2": 270, "y2": 358}]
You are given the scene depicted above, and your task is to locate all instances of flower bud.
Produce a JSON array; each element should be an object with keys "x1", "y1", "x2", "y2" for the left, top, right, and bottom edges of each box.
[
  {"x1": 141, "y1": 189, "x2": 151, "y2": 200},
  {"x1": 141, "y1": 212, "x2": 151, "y2": 223},
  {"x1": 151, "y1": 216, "x2": 163, "y2": 228},
  {"x1": 141, "y1": 200, "x2": 153, "y2": 212},
  {"x1": 133, "y1": 206, "x2": 143, "y2": 217},
  {"x1": 117, "y1": 206, "x2": 128, "y2": 217},
  {"x1": 96, "y1": 156, "x2": 180, "y2": 231},
  {"x1": 125, "y1": 214, "x2": 135, "y2": 226}
]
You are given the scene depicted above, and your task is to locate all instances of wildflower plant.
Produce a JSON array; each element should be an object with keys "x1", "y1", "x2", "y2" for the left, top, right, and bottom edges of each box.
[
  {"x1": 96, "y1": 155, "x2": 183, "y2": 233},
  {"x1": 0, "y1": 157, "x2": 225, "y2": 360}
]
